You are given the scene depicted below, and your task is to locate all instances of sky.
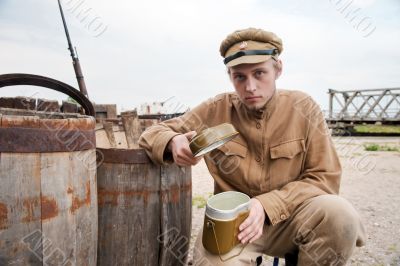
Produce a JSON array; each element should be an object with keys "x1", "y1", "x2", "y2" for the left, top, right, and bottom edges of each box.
[{"x1": 0, "y1": 0, "x2": 399, "y2": 113}]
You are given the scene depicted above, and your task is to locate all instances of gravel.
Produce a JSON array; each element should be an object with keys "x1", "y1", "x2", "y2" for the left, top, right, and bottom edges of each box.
[{"x1": 187, "y1": 137, "x2": 400, "y2": 265}]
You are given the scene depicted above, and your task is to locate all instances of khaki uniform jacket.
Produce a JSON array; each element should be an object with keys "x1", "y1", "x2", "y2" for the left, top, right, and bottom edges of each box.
[{"x1": 139, "y1": 89, "x2": 341, "y2": 226}]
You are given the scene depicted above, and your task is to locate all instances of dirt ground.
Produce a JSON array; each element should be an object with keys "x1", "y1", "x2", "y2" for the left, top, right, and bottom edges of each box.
[{"x1": 188, "y1": 136, "x2": 400, "y2": 265}]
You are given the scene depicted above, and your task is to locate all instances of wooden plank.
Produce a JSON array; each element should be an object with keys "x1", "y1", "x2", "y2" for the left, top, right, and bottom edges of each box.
[
  {"x1": 40, "y1": 152, "x2": 77, "y2": 266},
  {"x1": 159, "y1": 165, "x2": 192, "y2": 266},
  {"x1": 140, "y1": 119, "x2": 158, "y2": 131},
  {"x1": 96, "y1": 124, "x2": 128, "y2": 149},
  {"x1": 103, "y1": 122, "x2": 117, "y2": 148},
  {"x1": 121, "y1": 111, "x2": 142, "y2": 149},
  {"x1": 0, "y1": 107, "x2": 82, "y2": 119},
  {"x1": 70, "y1": 149, "x2": 97, "y2": 266},
  {"x1": 94, "y1": 104, "x2": 117, "y2": 120},
  {"x1": 1, "y1": 115, "x2": 40, "y2": 128},
  {"x1": 0, "y1": 97, "x2": 14, "y2": 109},
  {"x1": 40, "y1": 150, "x2": 97, "y2": 266},
  {"x1": 14, "y1": 97, "x2": 36, "y2": 110},
  {"x1": 0, "y1": 153, "x2": 43, "y2": 265},
  {"x1": 37, "y1": 99, "x2": 60, "y2": 113},
  {"x1": 95, "y1": 127, "x2": 111, "y2": 149},
  {"x1": 97, "y1": 161, "x2": 161, "y2": 266},
  {"x1": 0, "y1": 97, "x2": 35, "y2": 110},
  {"x1": 112, "y1": 130, "x2": 128, "y2": 149},
  {"x1": 61, "y1": 101, "x2": 79, "y2": 113},
  {"x1": 121, "y1": 112, "x2": 135, "y2": 148}
]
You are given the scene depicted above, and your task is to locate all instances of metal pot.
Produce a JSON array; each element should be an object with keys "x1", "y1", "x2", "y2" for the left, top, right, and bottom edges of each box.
[{"x1": 202, "y1": 191, "x2": 250, "y2": 260}]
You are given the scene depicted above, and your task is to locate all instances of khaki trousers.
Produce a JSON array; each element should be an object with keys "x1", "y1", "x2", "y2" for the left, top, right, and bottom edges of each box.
[{"x1": 193, "y1": 195, "x2": 366, "y2": 266}]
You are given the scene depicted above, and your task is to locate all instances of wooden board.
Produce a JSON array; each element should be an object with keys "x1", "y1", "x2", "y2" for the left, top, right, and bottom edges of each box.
[
  {"x1": 0, "y1": 153, "x2": 43, "y2": 265},
  {"x1": 121, "y1": 111, "x2": 142, "y2": 149},
  {"x1": 97, "y1": 162, "x2": 161, "y2": 265},
  {"x1": 0, "y1": 107, "x2": 84, "y2": 119},
  {"x1": 70, "y1": 150, "x2": 97, "y2": 266},
  {"x1": 40, "y1": 152, "x2": 77, "y2": 265},
  {"x1": 102, "y1": 122, "x2": 117, "y2": 148},
  {"x1": 0, "y1": 114, "x2": 97, "y2": 266},
  {"x1": 159, "y1": 165, "x2": 192, "y2": 266}
]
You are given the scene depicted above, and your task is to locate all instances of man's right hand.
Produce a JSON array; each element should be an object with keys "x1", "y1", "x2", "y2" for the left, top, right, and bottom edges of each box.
[{"x1": 168, "y1": 131, "x2": 202, "y2": 166}]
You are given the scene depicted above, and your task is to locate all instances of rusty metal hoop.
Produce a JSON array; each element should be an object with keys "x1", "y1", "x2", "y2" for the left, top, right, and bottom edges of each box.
[{"x1": 0, "y1": 73, "x2": 94, "y2": 116}]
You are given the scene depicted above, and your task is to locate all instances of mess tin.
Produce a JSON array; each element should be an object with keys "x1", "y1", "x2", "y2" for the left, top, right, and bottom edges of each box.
[
  {"x1": 189, "y1": 123, "x2": 239, "y2": 157},
  {"x1": 202, "y1": 191, "x2": 250, "y2": 261}
]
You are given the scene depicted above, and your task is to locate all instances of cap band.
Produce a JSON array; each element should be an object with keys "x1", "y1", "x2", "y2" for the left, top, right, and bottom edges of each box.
[{"x1": 223, "y1": 49, "x2": 278, "y2": 65}]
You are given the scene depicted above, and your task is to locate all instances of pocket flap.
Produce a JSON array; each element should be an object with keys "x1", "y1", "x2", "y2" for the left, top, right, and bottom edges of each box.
[
  {"x1": 217, "y1": 141, "x2": 247, "y2": 158},
  {"x1": 270, "y1": 139, "x2": 305, "y2": 159}
]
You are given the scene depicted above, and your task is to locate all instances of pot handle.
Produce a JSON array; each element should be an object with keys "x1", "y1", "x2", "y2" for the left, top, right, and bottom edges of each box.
[{"x1": 206, "y1": 220, "x2": 247, "y2": 262}]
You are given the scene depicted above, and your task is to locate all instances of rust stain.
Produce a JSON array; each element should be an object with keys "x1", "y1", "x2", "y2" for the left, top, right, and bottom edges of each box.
[
  {"x1": 160, "y1": 183, "x2": 191, "y2": 204},
  {"x1": 97, "y1": 188, "x2": 119, "y2": 206},
  {"x1": 41, "y1": 196, "x2": 59, "y2": 220},
  {"x1": 185, "y1": 182, "x2": 192, "y2": 198},
  {"x1": 0, "y1": 202, "x2": 8, "y2": 230},
  {"x1": 170, "y1": 184, "x2": 181, "y2": 204},
  {"x1": 21, "y1": 197, "x2": 40, "y2": 223},
  {"x1": 97, "y1": 183, "x2": 191, "y2": 206},
  {"x1": 70, "y1": 180, "x2": 91, "y2": 213},
  {"x1": 118, "y1": 189, "x2": 151, "y2": 205},
  {"x1": 1, "y1": 115, "x2": 39, "y2": 128},
  {"x1": 39, "y1": 118, "x2": 68, "y2": 130},
  {"x1": 69, "y1": 117, "x2": 95, "y2": 130},
  {"x1": 10, "y1": 243, "x2": 27, "y2": 256}
]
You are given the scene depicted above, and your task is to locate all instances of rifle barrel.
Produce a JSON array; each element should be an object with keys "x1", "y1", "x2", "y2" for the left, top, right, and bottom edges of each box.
[{"x1": 57, "y1": 0, "x2": 89, "y2": 98}]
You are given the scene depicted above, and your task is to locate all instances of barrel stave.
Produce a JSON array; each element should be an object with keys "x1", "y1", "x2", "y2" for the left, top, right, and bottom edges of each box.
[
  {"x1": 0, "y1": 111, "x2": 97, "y2": 266},
  {"x1": 97, "y1": 162, "x2": 161, "y2": 265}
]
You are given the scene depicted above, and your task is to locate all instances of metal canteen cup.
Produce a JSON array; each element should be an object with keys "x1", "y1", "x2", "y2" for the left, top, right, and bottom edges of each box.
[
  {"x1": 202, "y1": 191, "x2": 250, "y2": 261},
  {"x1": 189, "y1": 123, "x2": 239, "y2": 157}
]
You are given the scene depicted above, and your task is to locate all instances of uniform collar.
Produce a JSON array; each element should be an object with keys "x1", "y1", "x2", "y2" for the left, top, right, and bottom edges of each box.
[{"x1": 234, "y1": 89, "x2": 279, "y2": 120}]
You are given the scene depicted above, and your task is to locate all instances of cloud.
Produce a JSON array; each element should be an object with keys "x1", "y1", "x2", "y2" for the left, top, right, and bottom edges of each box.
[{"x1": 0, "y1": 0, "x2": 399, "y2": 112}]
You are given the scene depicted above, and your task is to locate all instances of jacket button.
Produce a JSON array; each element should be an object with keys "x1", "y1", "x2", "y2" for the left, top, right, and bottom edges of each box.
[
  {"x1": 256, "y1": 122, "x2": 261, "y2": 129},
  {"x1": 280, "y1": 214, "x2": 287, "y2": 220}
]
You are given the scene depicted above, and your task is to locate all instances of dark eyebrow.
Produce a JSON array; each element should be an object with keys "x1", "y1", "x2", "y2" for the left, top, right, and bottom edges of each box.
[
  {"x1": 252, "y1": 67, "x2": 268, "y2": 73},
  {"x1": 230, "y1": 67, "x2": 268, "y2": 75},
  {"x1": 231, "y1": 71, "x2": 244, "y2": 75}
]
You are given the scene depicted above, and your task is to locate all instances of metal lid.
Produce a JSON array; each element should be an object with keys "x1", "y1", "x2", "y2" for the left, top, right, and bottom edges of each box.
[{"x1": 189, "y1": 123, "x2": 239, "y2": 157}]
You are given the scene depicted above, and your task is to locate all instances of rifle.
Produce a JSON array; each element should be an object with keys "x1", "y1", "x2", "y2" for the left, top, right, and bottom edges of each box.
[{"x1": 57, "y1": 0, "x2": 89, "y2": 98}]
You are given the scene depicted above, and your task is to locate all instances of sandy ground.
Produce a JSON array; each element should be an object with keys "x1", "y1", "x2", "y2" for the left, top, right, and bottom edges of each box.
[{"x1": 188, "y1": 137, "x2": 400, "y2": 265}]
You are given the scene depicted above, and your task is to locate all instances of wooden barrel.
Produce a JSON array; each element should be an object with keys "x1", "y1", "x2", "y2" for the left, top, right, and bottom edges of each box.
[
  {"x1": 0, "y1": 74, "x2": 97, "y2": 265},
  {"x1": 96, "y1": 120, "x2": 192, "y2": 265}
]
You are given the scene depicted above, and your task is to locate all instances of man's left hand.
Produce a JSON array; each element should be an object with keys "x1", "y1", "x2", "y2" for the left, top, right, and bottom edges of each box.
[{"x1": 238, "y1": 198, "x2": 265, "y2": 244}]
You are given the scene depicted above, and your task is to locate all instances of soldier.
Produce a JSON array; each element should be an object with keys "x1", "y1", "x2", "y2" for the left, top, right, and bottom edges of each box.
[{"x1": 139, "y1": 27, "x2": 366, "y2": 265}]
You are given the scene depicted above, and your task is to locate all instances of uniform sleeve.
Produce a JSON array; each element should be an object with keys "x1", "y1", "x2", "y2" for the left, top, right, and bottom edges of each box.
[
  {"x1": 138, "y1": 98, "x2": 215, "y2": 165},
  {"x1": 255, "y1": 99, "x2": 341, "y2": 226}
]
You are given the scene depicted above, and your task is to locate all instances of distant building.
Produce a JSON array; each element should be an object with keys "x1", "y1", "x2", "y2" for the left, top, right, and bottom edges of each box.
[{"x1": 138, "y1": 97, "x2": 189, "y2": 115}]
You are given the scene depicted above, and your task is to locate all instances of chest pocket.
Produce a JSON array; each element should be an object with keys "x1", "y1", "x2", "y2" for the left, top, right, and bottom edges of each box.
[{"x1": 269, "y1": 139, "x2": 305, "y2": 189}]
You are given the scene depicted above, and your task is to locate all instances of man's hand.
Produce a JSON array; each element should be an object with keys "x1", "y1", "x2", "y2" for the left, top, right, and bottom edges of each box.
[
  {"x1": 238, "y1": 198, "x2": 266, "y2": 244},
  {"x1": 168, "y1": 131, "x2": 202, "y2": 166}
]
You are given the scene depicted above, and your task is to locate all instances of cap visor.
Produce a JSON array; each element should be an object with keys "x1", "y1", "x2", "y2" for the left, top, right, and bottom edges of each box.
[{"x1": 226, "y1": 55, "x2": 273, "y2": 67}]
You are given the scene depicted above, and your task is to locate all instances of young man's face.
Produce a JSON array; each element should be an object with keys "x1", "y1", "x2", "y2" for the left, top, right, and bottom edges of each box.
[{"x1": 229, "y1": 59, "x2": 282, "y2": 111}]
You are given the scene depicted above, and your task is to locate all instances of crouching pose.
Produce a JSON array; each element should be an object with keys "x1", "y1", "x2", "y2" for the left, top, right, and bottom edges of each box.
[{"x1": 139, "y1": 27, "x2": 366, "y2": 265}]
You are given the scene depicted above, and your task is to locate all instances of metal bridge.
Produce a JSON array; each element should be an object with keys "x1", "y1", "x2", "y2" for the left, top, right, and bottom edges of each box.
[{"x1": 326, "y1": 87, "x2": 400, "y2": 126}]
